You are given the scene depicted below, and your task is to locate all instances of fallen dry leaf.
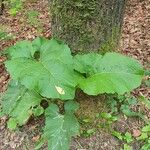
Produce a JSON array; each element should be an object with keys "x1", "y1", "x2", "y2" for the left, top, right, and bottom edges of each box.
[
  {"x1": 132, "y1": 129, "x2": 141, "y2": 138},
  {"x1": 32, "y1": 135, "x2": 40, "y2": 142}
]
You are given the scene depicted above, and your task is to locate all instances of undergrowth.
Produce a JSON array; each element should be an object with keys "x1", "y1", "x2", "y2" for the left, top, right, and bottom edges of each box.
[{"x1": 0, "y1": 37, "x2": 148, "y2": 150}]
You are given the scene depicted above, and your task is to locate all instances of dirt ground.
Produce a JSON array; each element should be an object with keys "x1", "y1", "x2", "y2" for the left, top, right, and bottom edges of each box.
[{"x1": 0, "y1": 0, "x2": 150, "y2": 150}]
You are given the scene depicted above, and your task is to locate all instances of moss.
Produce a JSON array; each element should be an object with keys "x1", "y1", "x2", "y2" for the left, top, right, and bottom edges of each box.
[
  {"x1": 100, "y1": 27, "x2": 121, "y2": 54},
  {"x1": 74, "y1": 91, "x2": 109, "y2": 132},
  {"x1": 76, "y1": 94, "x2": 106, "y2": 119},
  {"x1": 50, "y1": 0, "x2": 125, "y2": 53}
]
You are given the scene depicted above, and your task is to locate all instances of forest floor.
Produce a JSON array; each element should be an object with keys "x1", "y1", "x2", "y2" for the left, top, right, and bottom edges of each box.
[{"x1": 0, "y1": 0, "x2": 150, "y2": 150}]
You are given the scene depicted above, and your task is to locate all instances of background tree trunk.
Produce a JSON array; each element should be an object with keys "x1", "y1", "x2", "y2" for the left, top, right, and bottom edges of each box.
[
  {"x1": 49, "y1": 0, "x2": 126, "y2": 53},
  {"x1": 0, "y1": 0, "x2": 4, "y2": 15}
]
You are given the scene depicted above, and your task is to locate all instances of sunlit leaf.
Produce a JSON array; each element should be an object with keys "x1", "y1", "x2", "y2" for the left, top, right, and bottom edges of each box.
[
  {"x1": 5, "y1": 38, "x2": 77, "y2": 100},
  {"x1": 74, "y1": 53, "x2": 144, "y2": 95}
]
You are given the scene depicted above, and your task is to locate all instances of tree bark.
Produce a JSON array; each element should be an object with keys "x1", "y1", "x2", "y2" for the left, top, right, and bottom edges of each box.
[
  {"x1": 49, "y1": 0, "x2": 126, "y2": 53},
  {"x1": 0, "y1": 0, "x2": 4, "y2": 15}
]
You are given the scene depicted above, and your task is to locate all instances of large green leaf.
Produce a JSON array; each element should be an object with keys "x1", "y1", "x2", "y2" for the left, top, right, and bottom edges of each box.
[
  {"x1": 44, "y1": 101, "x2": 79, "y2": 150},
  {"x1": 5, "y1": 40, "x2": 35, "y2": 59},
  {"x1": 74, "y1": 53, "x2": 144, "y2": 95},
  {"x1": 73, "y1": 53, "x2": 102, "y2": 75},
  {"x1": 1, "y1": 81, "x2": 42, "y2": 126},
  {"x1": 5, "y1": 38, "x2": 77, "y2": 100}
]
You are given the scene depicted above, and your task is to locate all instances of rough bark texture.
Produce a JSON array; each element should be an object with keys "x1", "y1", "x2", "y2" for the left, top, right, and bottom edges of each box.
[{"x1": 49, "y1": 0, "x2": 126, "y2": 53}]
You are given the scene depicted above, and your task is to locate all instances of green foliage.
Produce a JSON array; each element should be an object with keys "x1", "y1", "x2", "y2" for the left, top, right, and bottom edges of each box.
[
  {"x1": 0, "y1": 31, "x2": 13, "y2": 41},
  {"x1": 1, "y1": 80, "x2": 42, "y2": 127},
  {"x1": 100, "y1": 112, "x2": 118, "y2": 121},
  {"x1": 141, "y1": 138, "x2": 150, "y2": 150},
  {"x1": 137, "y1": 132, "x2": 148, "y2": 140},
  {"x1": 5, "y1": 38, "x2": 144, "y2": 99},
  {"x1": 82, "y1": 128, "x2": 96, "y2": 137},
  {"x1": 1, "y1": 37, "x2": 145, "y2": 149},
  {"x1": 112, "y1": 130, "x2": 133, "y2": 150},
  {"x1": 5, "y1": 38, "x2": 78, "y2": 100},
  {"x1": 111, "y1": 124, "x2": 150, "y2": 150},
  {"x1": 124, "y1": 132, "x2": 133, "y2": 143},
  {"x1": 8, "y1": 0, "x2": 24, "y2": 16},
  {"x1": 123, "y1": 144, "x2": 132, "y2": 150},
  {"x1": 145, "y1": 80, "x2": 150, "y2": 87},
  {"x1": 107, "y1": 95, "x2": 148, "y2": 123},
  {"x1": 74, "y1": 53, "x2": 144, "y2": 95},
  {"x1": 32, "y1": 105, "x2": 44, "y2": 117},
  {"x1": 7, "y1": 118, "x2": 17, "y2": 130},
  {"x1": 99, "y1": 112, "x2": 118, "y2": 126},
  {"x1": 144, "y1": 70, "x2": 150, "y2": 76},
  {"x1": 137, "y1": 124, "x2": 150, "y2": 150},
  {"x1": 5, "y1": 40, "x2": 36, "y2": 59},
  {"x1": 111, "y1": 130, "x2": 123, "y2": 140},
  {"x1": 43, "y1": 101, "x2": 79, "y2": 150}
]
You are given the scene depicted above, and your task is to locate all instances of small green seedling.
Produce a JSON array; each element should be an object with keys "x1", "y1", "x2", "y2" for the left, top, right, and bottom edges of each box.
[
  {"x1": 112, "y1": 130, "x2": 133, "y2": 150},
  {"x1": 8, "y1": 0, "x2": 23, "y2": 16},
  {"x1": 100, "y1": 112, "x2": 118, "y2": 124},
  {"x1": 123, "y1": 144, "x2": 132, "y2": 150},
  {"x1": 137, "y1": 124, "x2": 150, "y2": 150},
  {"x1": 82, "y1": 128, "x2": 96, "y2": 137},
  {"x1": 111, "y1": 130, "x2": 123, "y2": 140},
  {"x1": 124, "y1": 132, "x2": 133, "y2": 144},
  {"x1": 111, "y1": 130, "x2": 133, "y2": 143},
  {"x1": 108, "y1": 95, "x2": 148, "y2": 123}
]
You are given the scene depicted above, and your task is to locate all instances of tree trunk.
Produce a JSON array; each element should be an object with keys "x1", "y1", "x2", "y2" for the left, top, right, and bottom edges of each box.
[
  {"x1": 49, "y1": 0, "x2": 126, "y2": 54},
  {"x1": 0, "y1": 0, "x2": 4, "y2": 15}
]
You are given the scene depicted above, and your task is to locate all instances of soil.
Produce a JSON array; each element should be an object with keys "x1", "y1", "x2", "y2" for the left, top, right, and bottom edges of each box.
[{"x1": 0, "y1": 0, "x2": 149, "y2": 150}]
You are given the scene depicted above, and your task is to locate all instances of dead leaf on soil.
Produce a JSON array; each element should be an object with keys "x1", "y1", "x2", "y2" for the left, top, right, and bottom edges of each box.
[
  {"x1": 132, "y1": 129, "x2": 141, "y2": 137},
  {"x1": 32, "y1": 135, "x2": 40, "y2": 142}
]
